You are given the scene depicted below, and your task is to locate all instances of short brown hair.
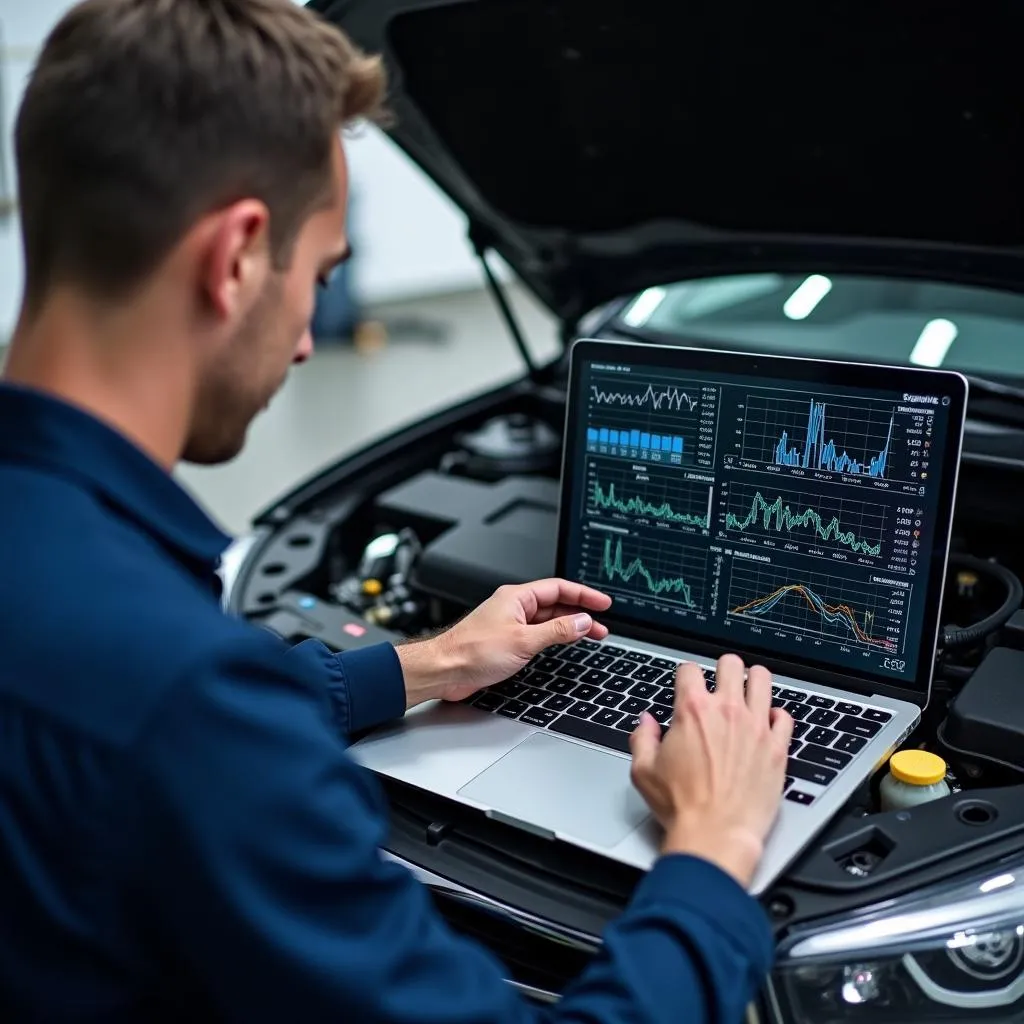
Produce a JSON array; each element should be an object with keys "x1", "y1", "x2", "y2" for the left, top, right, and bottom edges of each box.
[{"x1": 15, "y1": 0, "x2": 386, "y2": 309}]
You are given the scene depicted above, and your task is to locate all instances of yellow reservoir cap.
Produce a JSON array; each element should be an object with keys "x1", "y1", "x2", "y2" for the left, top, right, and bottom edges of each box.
[
  {"x1": 361, "y1": 578, "x2": 383, "y2": 596},
  {"x1": 889, "y1": 749, "x2": 947, "y2": 786}
]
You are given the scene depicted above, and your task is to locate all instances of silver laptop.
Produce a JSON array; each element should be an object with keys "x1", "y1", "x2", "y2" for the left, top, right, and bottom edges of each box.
[{"x1": 351, "y1": 339, "x2": 968, "y2": 894}]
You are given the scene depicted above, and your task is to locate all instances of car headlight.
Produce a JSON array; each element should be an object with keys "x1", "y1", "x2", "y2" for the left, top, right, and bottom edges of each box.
[{"x1": 767, "y1": 857, "x2": 1024, "y2": 1022}]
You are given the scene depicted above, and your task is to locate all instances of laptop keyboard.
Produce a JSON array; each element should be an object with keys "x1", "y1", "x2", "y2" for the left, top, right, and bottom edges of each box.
[{"x1": 465, "y1": 638, "x2": 894, "y2": 807}]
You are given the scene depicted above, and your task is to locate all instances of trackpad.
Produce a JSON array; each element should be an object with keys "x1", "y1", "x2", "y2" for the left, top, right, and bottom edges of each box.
[{"x1": 458, "y1": 732, "x2": 651, "y2": 848}]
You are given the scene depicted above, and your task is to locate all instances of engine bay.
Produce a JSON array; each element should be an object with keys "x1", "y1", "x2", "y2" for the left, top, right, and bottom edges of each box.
[{"x1": 229, "y1": 375, "x2": 1024, "y2": 943}]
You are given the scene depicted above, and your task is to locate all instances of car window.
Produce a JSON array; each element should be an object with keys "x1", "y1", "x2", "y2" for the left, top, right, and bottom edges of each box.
[{"x1": 619, "y1": 274, "x2": 1024, "y2": 378}]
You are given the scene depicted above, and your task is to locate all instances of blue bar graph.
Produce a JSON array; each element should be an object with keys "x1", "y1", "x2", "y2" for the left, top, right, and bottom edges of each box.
[{"x1": 585, "y1": 423, "x2": 686, "y2": 464}]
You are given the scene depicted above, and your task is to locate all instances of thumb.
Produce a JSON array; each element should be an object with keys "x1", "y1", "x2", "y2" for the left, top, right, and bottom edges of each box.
[{"x1": 526, "y1": 612, "x2": 593, "y2": 652}]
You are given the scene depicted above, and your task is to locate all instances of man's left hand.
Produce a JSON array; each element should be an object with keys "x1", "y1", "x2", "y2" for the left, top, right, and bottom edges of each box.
[{"x1": 396, "y1": 579, "x2": 612, "y2": 708}]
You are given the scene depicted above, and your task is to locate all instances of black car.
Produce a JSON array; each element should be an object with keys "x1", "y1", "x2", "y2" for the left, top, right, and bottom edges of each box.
[{"x1": 225, "y1": 1, "x2": 1024, "y2": 1019}]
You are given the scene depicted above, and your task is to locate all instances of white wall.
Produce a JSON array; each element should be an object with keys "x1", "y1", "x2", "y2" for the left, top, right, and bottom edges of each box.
[{"x1": 0, "y1": 0, "x2": 487, "y2": 341}]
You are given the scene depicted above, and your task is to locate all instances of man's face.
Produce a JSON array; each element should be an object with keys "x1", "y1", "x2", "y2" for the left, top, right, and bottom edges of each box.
[{"x1": 182, "y1": 138, "x2": 350, "y2": 465}]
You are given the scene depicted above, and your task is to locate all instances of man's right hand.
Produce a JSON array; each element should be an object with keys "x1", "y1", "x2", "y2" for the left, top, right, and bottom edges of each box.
[{"x1": 629, "y1": 654, "x2": 793, "y2": 888}]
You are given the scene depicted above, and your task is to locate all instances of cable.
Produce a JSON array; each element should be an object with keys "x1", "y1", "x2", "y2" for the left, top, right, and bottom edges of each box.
[{"x1": 940, "y1": 555, "x2": 1023, "y2": 650}]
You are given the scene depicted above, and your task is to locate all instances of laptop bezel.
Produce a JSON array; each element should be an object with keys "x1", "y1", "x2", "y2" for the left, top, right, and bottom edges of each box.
[{"x1": 555, "y1": 337, "x2": 968, "y2": 710}]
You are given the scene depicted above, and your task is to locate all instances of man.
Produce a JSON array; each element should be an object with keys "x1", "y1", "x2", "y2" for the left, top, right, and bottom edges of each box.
[{"x1": 0, "y1": 0, "x2": 793, "y2": 1020}]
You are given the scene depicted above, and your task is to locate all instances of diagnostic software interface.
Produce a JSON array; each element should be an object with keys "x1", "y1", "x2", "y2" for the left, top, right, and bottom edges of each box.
[{"x1": 561, "y1": 351, "x2": 960, "y2": 688}]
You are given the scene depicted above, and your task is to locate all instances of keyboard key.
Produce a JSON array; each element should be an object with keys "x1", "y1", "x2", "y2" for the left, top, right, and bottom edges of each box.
[
  {"x1": 544, "y1": 694, "x2": 574, "y2": 712},
  {"x1": 601, "y1": 645, "x2": 626, "y2": 657},
  {"x1": 651, "y1": 657, "x2": 677, "y2": 670},
  {"x1": 862, "y1": 708, "x2": 893, "y2": 723},
  {"x1": 549, "y1": 714, "x2": 631, "y2": 752},
  {"x1": 772, "y1": 685, "x2": 781, "y2": 696},
  {"x1": 789, "y1": 738, "x2": 803, "y2": 756},
  {"x1": 786, "y1": 790, "x2": 815, "y2": 805},
  {"x1": 792, "y1": 721, "x2": 810, "y2": 739},
  {"x1": 521, "y1": 687, "x2": 549, "y2": 705},
  {"x1": 788, "y1": 759, "x2": 838, "y2": 787},
  {"x1": 805, "y1": 695, "x2": 835, "y2": 709},
  {"x1": 785, "y1": 701, "x2": 812, "y2": 720},
  {"x1": 835, "y1": 702, "x2": 863, "y2": 716},
  {"x1": 834, "y1": 733, "x2": 868, "y2": 755},
  {"x1": 616, "y1": 715, "x2": 642, "y2": 732},
  {"x1": 836, "y1": 715, "x2": 882, "y2": 739},
  {"x1": 652, "y1": 687, "x2": 675, "y2": 707},
  {"x1": 534, "y1": 657, "x2": 562, "y2": 674},
  {"x1": 629, "y1": 681, "x2": 659, "y2": 700},
  {"x1": 593, "y1": 709, "x2": 624, "y2": 727},
  {"x1": 648, "y1": 704, "x2": 673, "y2": 725},
  {"x1": 622, "y1": 650, "x2": 652, "y2": 663},
  {"x1": 580, "y1": 668, "x2": 611, "y2": 687},
  {"x1": 557, "y1": 664, "x2": 587, "y2": 681},
  {"x1": 570, "y1": 683, "x2": 601, "y2": 702},
  {"x1": 602, "y1": 675, "x2": 633, "y2": 692},
  {"x1": 493, "y1": 680, "x2": 527, "y2": 698},
  {"x1": 784, "y1": 776, "x2": 794, "y2": 790},
  {"x1": 520, "y1": 707, "x2": 558, "y2": 727},
  {"x1": 807, "y1": 708, "x2": 840, "y2": 728},
  {"x1": 497, "y1": 699, "x2": 529, "y2": 718},
  {"x1": 607, "y1": 659, "x2": 638, "y2": 676},
  {"x1": 806, "y1": 726, "x2": 839, "y2": 747},
  {"x1": 779, "y1": 688, "x2": 807, "y2": 702},
  {"x1": 799, "y1": 744, "x2": 853, "y2": 771},
  {"x1": 560, "y1": 646, "x2": 591, "y2": 664},
  {"x1": 620, "y1": 697, "x2": 651, "y2": 716},
  {"x1": 544, "y1": 677, "x2": 577, "y2": 694},
  {"x1": 473, "y1": 693, "x2": 504, "y2": 712},
  {"x1": 577, "y1": 639, "x2": 600, "y2": 650},
  {"x1": 586, "y1": 653, "x2": 615, "y2": 670},
  {"x1": 528, "y1": 671, "x2": 554, "y2": 689},
  {"x1": 567, "y1": 701, "x2": 599, "y2": 719},
  {"x1": 632, "y1": 664, "x2": 666, "y2": 683},
  {"x1": 595, "y1": 691, "x2": 625, "y2": 708},
  {"x1": 772, "y1": 696, "x2": 788, "y2": 708}
]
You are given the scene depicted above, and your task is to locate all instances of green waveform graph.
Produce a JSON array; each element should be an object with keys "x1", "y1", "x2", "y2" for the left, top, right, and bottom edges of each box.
[
  {"x1": 590, "y1": 476, "x2": 709, "y2": 529},
  {"x1": 599, "y1": 536, "x2": 700, "y2": 610},
  {"x1": 725, "y1": 488, "x2": 883, "y2": 557}
]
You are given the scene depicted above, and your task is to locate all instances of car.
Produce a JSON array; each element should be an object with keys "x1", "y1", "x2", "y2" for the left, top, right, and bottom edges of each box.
[{"x1": 224, "y1": 0, "x2": 1024, "y2": 1019}]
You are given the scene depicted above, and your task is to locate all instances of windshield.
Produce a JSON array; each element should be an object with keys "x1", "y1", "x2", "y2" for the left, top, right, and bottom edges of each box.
[{"x1": 619, "y1": 274, "x2": 1024, "y2": 379}]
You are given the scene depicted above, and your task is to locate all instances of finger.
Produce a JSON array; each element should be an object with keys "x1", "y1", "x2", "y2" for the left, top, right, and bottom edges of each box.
[
  {"x1": 745, "y1": 664, "x2": 772, "y2": 720},
  {"x1": 673, "y1": 661, "x2": 707, "y2": 715},
  {"x1": 516, "y1": 578, "x2": 613, "y2": 613},
  {"x1": 715, "y1": 653, "x2": 746, "y2": 703},
  {"x1": 629, "y1": 711, "x2": 662, "y2": 776},
  {"x1": 769, "y1": 705, "x2": 794, "y2": 747}
]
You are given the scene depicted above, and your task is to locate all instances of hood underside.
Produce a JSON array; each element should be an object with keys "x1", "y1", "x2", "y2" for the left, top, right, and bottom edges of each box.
[{"x1": 314, "y1": 0, "x2": 1024, "y2": 323}]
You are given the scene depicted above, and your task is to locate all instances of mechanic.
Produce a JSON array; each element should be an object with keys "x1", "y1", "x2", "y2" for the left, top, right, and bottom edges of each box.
[{"x1": 0, "y1": 1, "x2": 793, "y2": 1020}]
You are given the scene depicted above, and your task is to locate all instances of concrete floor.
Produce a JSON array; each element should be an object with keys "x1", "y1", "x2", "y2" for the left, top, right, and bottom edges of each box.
[{"x1": 176, "y1": 283, "x2": 560, "y2": 536}]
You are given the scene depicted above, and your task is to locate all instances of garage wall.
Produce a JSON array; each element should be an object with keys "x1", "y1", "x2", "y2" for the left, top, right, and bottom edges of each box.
[{"x1": 0, "y1": 1, "x2": 488, "y2": 342}]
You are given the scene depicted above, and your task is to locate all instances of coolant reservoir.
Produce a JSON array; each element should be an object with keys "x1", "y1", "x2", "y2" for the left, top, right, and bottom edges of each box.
[{"x1": 879, "y1": 749, "x2": 951, "y2": 812}]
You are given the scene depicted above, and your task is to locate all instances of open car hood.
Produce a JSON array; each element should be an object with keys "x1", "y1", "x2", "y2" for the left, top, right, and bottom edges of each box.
[{"x1": 313, "y1": 0, "x2": 1024, "y2": 326}]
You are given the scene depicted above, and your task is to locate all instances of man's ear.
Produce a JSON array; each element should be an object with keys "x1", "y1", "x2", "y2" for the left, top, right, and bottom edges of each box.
[{"x1": 199, "y1": 199, "x2": 271, "y2": 321}]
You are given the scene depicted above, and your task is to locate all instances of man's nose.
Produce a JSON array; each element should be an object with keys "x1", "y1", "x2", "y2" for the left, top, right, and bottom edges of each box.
[{"x1": 294, "y1": 327, "x2": 314, "y2": 365}]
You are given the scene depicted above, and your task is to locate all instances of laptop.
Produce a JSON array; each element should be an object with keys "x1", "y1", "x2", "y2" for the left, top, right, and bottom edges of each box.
[{"x1": 350, "y1": 339, "x2": 968, "y2": 894}]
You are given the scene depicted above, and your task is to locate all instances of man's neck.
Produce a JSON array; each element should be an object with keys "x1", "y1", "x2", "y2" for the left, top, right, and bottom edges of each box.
[{"x1": 3, "y1": 290, "x2": 194, "y2": 471}]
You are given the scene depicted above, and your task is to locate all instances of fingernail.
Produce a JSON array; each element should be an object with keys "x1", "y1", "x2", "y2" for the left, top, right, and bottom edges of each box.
[{"x1": 573, "y1": 613, "x2": 592, "y2": 634}]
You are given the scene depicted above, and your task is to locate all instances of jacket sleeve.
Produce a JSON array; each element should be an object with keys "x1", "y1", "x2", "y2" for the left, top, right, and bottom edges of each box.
[
  {"x1": 284, "y1": 638, "x2": 406, "y2": 735},
  {"x1": 121, "y1": 630, "x2": 774, "y2": 1024}
]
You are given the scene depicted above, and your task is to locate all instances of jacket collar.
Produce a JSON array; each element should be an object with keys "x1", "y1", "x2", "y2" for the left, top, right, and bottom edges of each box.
[{"x1": 0, "y1": 383, "x2": 231, "y2": 568}]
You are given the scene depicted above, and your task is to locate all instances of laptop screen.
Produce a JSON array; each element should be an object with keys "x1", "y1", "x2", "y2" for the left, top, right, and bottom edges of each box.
[{"x1": 558, "y1": 340, "x2": 968, "y2": 698}]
